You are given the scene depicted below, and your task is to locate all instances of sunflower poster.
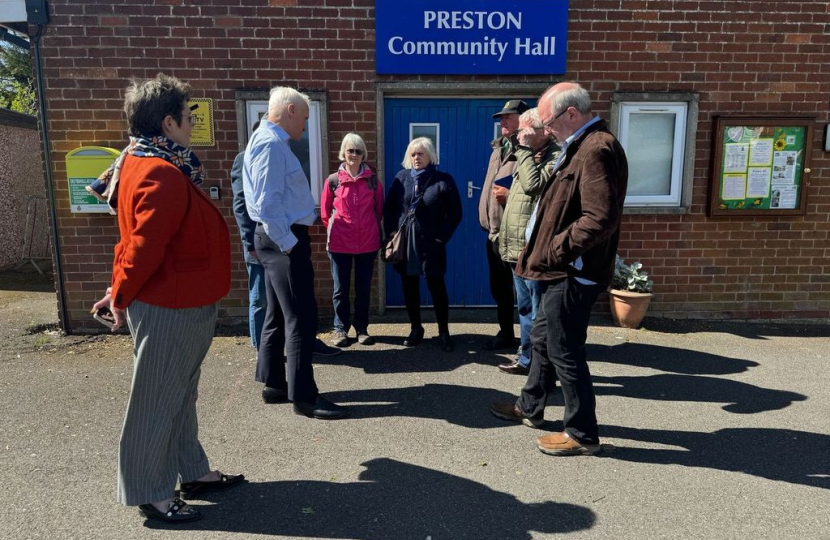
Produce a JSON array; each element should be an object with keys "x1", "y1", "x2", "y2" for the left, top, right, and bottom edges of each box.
[{"x1": 710, "y1": 117, "x2": 812, "y2": 217}]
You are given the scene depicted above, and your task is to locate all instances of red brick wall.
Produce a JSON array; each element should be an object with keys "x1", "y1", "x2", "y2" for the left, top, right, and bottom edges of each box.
[{"x1": 37, "y1": 0, "x2": 829, "y2": 330}]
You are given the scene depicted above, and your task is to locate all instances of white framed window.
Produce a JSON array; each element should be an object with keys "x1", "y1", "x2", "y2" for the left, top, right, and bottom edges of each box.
[
  {"x1": 618, "y1": 102, "x2": 687, "y2": 207},
  {"x1": 240, "y1": 94, "x2": 327, "y2": 206},
  {"x1": 409, "y1": 123, "x2": 440, "y2": 164}
]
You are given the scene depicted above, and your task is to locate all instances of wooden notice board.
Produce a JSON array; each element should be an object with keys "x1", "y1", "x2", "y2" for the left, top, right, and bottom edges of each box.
[{"x1": 709, "y1": 116, "x2": 814, "y2": 217}]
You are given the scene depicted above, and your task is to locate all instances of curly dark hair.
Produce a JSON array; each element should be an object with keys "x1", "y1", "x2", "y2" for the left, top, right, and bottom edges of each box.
[{"x1": 123, "y1": 73, "x2": 191, "y2": 137}]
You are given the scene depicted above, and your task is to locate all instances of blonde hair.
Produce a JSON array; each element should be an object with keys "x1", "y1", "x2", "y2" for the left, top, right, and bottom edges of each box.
[
  {"x1": 402, "y1": 137, "x2": 438, "y2": 169},
  {"x1": 338, "y1": 133, "x2": 368, "y2": 161}
]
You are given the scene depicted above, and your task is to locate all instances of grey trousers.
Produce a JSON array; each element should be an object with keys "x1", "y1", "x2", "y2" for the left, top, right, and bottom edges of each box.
[{"x1": 117, "y1": 300, "x2": 217, "y2": 506}]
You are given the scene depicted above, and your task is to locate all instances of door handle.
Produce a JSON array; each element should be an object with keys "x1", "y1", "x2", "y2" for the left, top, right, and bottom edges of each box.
[{"x1": 467, "y1": 181, "x2": 482, "y2": 199}]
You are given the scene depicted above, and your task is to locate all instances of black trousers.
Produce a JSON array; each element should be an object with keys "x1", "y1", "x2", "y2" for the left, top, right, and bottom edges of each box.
[
  {"x1": 254, "y1": 224, "x2": 319, "y2": 404},
  {"x1": 486, "y1": 238, "x2": 515, "y2": 338},
  {"x1": 401, "y1": 274, "x2": 450, "y2": 334},
  {"x1": 517, "y1": 277, "x2": 603, "y2": 444}
]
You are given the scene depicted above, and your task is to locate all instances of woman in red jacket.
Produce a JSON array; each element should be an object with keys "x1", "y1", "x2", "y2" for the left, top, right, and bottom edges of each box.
[
  {"x1": 92, "y1": 74, "x2": 242, "y2": 524},
  {"x1": 320, "y1": 133, "x2": 384, "y2": 347}
]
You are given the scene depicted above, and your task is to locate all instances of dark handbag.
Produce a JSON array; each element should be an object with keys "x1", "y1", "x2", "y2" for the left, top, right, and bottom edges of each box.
[
  {"x1": 382, "y1": 210, "x2": 415, "y2": 264},
  {"x1": 382, "y1": 227, "x2": 406, "y2": 264}
]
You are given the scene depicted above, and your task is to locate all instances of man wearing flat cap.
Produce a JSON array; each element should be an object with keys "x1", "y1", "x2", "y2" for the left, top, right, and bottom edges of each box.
[{"x1": 479, "y1": 99, "x2": 530, "y2": 351}]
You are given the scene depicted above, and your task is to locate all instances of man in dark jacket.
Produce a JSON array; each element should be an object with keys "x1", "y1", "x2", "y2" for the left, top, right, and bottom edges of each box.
[
  {"x1": 479, "y1": 99, "x2": 529, "y2": 351},
  {"x1": 490, "y1": 82, "x2": 628, "y2": 456},
  {"x1": 231, "y1": 121, "x2": 266, "y2": 350}
]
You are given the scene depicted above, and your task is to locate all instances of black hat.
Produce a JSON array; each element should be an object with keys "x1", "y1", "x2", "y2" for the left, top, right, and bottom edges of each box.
[{"x1": 492, "y1": 99, "x2": 530, "y2": 119}]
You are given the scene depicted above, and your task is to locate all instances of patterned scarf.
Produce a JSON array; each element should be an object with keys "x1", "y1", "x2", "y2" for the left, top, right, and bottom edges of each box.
[{"x1": 87, "y1": 135, "x2": 205, "y2": 214}]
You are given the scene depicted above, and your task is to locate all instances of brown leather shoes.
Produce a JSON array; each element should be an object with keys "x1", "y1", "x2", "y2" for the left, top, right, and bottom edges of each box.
[
  {"x1": 536, "y1": 431, "x2": 600, "y2": 456},
  {"x1": 489, "y1": 401, "x2": 543, "y2": 428},
  {"x1": 497, "y1": 359, "x2": 529, "y2": 375}
]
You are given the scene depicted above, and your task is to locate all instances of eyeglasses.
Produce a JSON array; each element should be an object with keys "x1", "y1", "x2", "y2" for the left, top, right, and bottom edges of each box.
[
  {"x1": 346, "y1": 149, "x2": 364, "y2": 155},
  {"x1": 542, "y1": 107, "x2": 569, "y2": 129},
  {"x1": 185, "y1": 115, "x2": 197, "y2": 126}
]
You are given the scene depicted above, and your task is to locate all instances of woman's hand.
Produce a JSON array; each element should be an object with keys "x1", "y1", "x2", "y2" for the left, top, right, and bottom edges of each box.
[{"x1": 93, "y1": 287, "x2": 127, "y2": 332}]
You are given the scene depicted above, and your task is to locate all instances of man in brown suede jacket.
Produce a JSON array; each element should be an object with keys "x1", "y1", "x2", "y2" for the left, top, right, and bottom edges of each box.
[{"x1": 490, "y1": 82, "x2": 628, "y2": 456}]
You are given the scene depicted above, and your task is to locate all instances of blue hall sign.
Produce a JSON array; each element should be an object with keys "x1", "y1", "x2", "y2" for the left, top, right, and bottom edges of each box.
[{"x1": 375, "y1": 0, "x2": 569, "y2": 75}]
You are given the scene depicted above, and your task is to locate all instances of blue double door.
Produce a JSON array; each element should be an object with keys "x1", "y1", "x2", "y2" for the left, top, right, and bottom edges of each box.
[{"x1": 383, "y1": 98, "x2": 534, "y2": 307}]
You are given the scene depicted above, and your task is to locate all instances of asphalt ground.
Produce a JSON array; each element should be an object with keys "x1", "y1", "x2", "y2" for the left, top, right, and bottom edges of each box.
[{"x1": 1, "y1": 268, "x2": 828, "y2": 540}]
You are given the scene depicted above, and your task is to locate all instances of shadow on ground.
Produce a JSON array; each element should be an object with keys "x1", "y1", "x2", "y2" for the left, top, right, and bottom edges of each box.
[
  {"x1": 587, "y1": 342, "x2": 758, "y2": 375},
  {"x1": 149, "y1": 459, "x2": 595, "y2": 538},
  {"x1": 326, "y1": 384, "x2": 562, "y2": 430},
  {"x1": 637, "y1": 317, "x2": 830, "y2": 340},
  {"x1": 317, "y1": 338, "x2": 806, "y2": 415},
  {"x1": 0, "y1": 268, "x2": 55, "y2": 293},
  {"x1": 592, "y1": 373, "x2": 806, "y2": 414},
  {"x1": 601, "y1": 426, "x2": 830, "y2": 490}
]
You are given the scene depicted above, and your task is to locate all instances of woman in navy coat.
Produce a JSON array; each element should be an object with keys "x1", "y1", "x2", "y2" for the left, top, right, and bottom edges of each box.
[{"x1": 383, "y1": 137, "x2": 462, "y2": 352}]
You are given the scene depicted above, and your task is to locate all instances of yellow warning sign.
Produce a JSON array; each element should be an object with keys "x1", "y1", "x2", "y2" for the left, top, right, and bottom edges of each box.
[{"x1": 188, "y1": 98, "x2": 215, "y2": 146}]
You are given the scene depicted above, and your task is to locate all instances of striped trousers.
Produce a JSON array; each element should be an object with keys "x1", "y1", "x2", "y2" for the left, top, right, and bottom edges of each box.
[{"x1": 117, "y1": 300, "x2": 218, "y2": 506}]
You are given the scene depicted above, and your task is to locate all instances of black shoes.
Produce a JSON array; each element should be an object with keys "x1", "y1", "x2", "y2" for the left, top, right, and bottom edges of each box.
[
  {"x1": 266, "y1": 388, "x2": 347, "y2": 420},
  {"x1": 262, "y1": 387, "x2": 288, "y2": 404},
  {"x1": 356, "y1": 330, "x2": 375, "y2": 345},
  {"x1": 403, "y1": 326, "x2": 425, "y2": 347},
  {"x1": 313, "y1": 338, "x2": 342, "y2": 357},
  {"x1": 483, "y1": 333, "x2": 517, "y2": 351},
  {"x1": 293, "y1": 395, "x2": 349, "y2": 420},
  {"x1": 179, "y1": 472, "x2": 246, "y2": 499},
  {"x1": 438, "y1": 333, "x2": 454, "y2": 352},
  {"x1": 138, "y1": 498, "x2": 201, "y2": 523}
]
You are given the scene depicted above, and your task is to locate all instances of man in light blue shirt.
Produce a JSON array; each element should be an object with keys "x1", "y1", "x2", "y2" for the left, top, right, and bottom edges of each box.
[{"x1": 243, "y1": 86, "x2": 347, "y2": 420}]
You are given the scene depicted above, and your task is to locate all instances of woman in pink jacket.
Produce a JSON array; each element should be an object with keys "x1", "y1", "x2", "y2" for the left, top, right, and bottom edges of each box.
[{"x1": 321, "y1": 133, "x2": 384, "y2": 347}]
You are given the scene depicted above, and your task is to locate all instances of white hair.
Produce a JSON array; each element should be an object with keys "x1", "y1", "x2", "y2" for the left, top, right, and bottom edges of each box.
[
  {"x1": 519, "y1": 108, "x2": 542, "y2": 129},
  {"x1": 268, "y1": 86, "x2": 310, "y2": 118},
  {"x1": 402, "y1": 137, "x2": 438, "y2": 169},
  {"x1": 547, "y1": 82, "x2": 592, "y2": 116},
  {"x1": 338, "y1": 133, "x2": 368, "y2": 161}
]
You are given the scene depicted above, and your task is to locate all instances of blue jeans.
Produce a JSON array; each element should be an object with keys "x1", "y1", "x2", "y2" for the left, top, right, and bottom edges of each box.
[
  {"x1": 512, "y1": 265, "x2": 546, "y2": 368},
  {"x1": 246, "y1": 261, "x2": 267, "y2": 349},
  {"x1": 329, "y1": 251, "x2": 377, "y2": 333}
]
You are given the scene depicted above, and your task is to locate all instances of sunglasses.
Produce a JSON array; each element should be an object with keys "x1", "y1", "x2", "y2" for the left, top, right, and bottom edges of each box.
[{"x1": 346, "y1": 149, "x2": 364, "y2": 155}]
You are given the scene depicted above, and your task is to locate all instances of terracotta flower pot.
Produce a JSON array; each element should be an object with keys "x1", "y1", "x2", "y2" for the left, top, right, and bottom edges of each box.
[{"x1": 608, "y1": 289, "x2": 653, "y2": 329}]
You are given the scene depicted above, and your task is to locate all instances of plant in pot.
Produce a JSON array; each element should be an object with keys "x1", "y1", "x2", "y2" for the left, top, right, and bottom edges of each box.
[{"x1": 608, "y1": 256, "x2": 654, "y2": 328}]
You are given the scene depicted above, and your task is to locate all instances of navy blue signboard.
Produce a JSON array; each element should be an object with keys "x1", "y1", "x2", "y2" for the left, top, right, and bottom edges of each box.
[{"x1": 375, "y1": 0, "x2": 569, "y2": 75}]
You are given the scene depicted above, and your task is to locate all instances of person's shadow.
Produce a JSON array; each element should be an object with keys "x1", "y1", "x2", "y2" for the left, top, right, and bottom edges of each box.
[
  {"x1": 587, "y1": 343, "x2": 759, "y2": 375},
  {"x1": 600, "y1": 425, "x2": 830, "y2": 490},
  {"x1": 159, "y1": 458, "x2": 595, "y2": 538},
  {"x1": 326, "y1": 384, "x2": 562, "y2": 429},
  {"x1": 592, "y1": 373, "x2": 806, "y2": 414}
]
